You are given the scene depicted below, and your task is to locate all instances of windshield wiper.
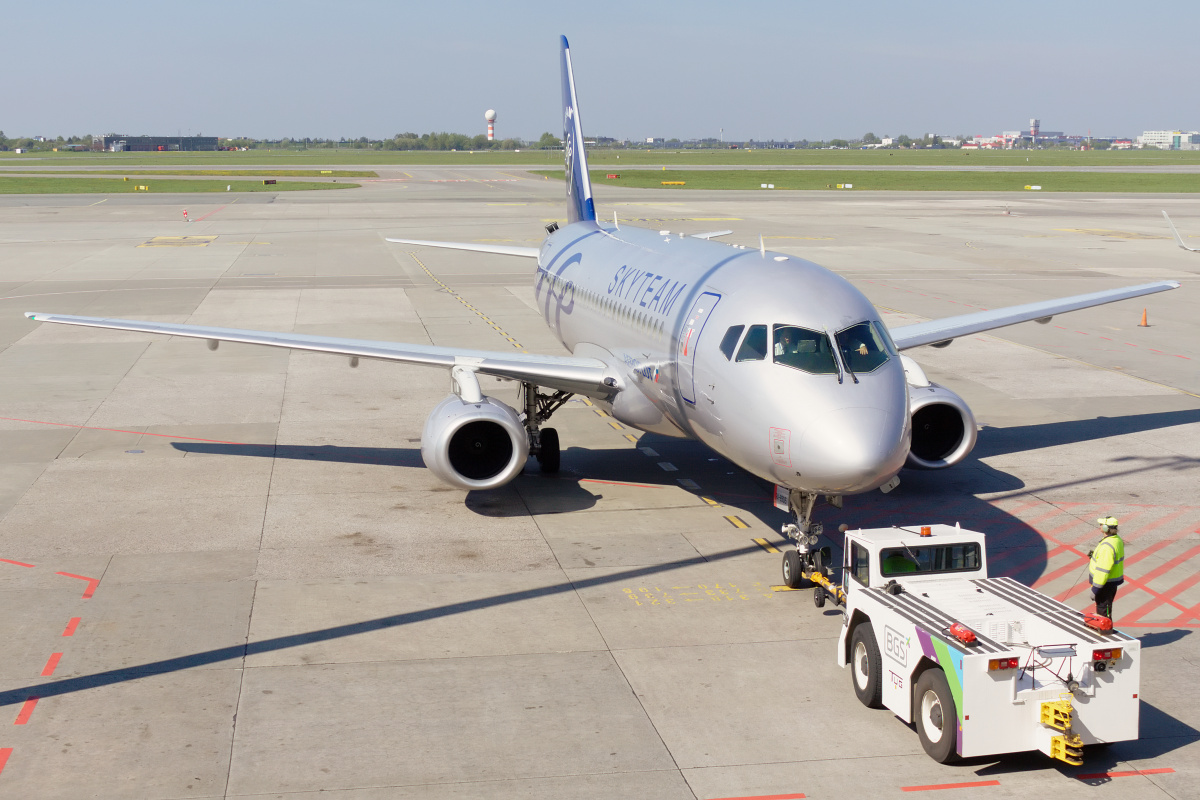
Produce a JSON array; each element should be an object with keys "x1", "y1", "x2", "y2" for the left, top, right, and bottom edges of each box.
[
  {"x1": 825, "y1": 328, "x2": 844, "y2": 384},
  {"x1": 831, "y1": 333, "x2": 858, "y2": 384}
]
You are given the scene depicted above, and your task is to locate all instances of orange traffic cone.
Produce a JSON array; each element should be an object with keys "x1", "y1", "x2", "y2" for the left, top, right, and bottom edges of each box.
[{"x1": 1138, "y1": 308, "x2": 1149, "y2": 328}]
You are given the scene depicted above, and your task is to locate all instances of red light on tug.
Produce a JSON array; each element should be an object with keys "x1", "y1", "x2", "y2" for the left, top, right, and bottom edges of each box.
[{"x1": 949, "y1": 622, "x2": 976, "y2": 644}]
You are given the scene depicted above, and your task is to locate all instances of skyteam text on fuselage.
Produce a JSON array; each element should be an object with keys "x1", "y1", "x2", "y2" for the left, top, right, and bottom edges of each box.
[{"x1": 25, "y1": 36, "x2": 1181, "y2": 577}]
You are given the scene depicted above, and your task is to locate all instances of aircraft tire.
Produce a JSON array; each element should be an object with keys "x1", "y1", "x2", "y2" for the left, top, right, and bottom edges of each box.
[
  {"x1": 782, "y1": 550, "x2": 803, "y2": 589},
  {"x1": 915, "y1": 668, "x2": 958, "y2": 763},
  {"x1": 537, "y1": 428, "x2": 560, "y2": 473},
  {"x1": 850, "y1": 622, "x2": 884, "y2": 709}
]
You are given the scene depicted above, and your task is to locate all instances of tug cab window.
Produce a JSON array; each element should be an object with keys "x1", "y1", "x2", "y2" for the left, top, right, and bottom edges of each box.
[
  {"x1": 849, "y1": 541, "x2": 871, "y2": 586},
  {"x1": 835, "y1": 321, "x2": 895, "y2": 374},
  {"x1": 773, "y1": 324, "x2": 838, "y2": 374},
  {"x1": 719, "y1": 325, "x2": 745, "y2": 360},
  {"x1": 879, "y1": 543, "x2": 982, "y2": 577},
  {"x1": 735, "y1": 325, "x2": 768, "y2": 362}
]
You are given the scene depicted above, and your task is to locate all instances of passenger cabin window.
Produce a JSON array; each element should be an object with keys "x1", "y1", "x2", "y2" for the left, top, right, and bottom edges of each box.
[
  {"x1": 835, "y1": 321, "x2": 894, "y2": 374},
  {"x1": 773, "y1": 324, "x2": 838, "y2": 374},
  {"x1": 879, "y1": 543, "x2": 982, "y2": 577},
  {"x1": 719, "y1": 325, "x2": 745, "y2": 360},
  {"x1": 849, "y1": 541, "x2": 871, "y2": 586},
  {"x1": 735, "y1": 325, "x2": 768, "y2": 362}
]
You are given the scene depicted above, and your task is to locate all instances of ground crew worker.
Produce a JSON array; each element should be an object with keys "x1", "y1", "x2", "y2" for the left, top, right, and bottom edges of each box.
[{"x1": 1089, "y1": 516, "x2": 1125, "y2": 619}]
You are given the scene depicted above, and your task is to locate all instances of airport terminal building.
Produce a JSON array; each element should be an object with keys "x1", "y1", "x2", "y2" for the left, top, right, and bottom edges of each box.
[{"x1": 99, "y1": 135, "x2": 219, "y2": 152}]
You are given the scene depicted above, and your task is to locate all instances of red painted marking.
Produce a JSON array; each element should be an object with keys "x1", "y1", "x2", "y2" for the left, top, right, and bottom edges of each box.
[
  {"x1": 1076, "y1": 768, "x2": 1174, "y2": 780},
  {"x1": 13, "y1": 698, "x2": 38, "y2": 725},
  {"x1": 902, "y1": 780, "x2": 1000, "y2": 792},
  {"x1": 62, "y1": 617, "x2": 80, "y2": 637},
  {"x1": 55, "y1": 572, "x2": 100, "y2": 599},
  {"x1": 579, "y1": 479, "x2": 664, "y2": 489},
  {"x1": 0, "y1": 748, "x2": 10, "y2": 777},
  {"x1": 0, "y1": 416, "x2": 242, "y2": 445},
  {"x1": 0, "y1": 558, "x2": 34, "y2": 568},
  {"x1": 1059, "y1": 534, "x2": 1188, "y2": 602},
  {"x1": 708, "y1": 794, "x2": 806, "y2": 800},
  {"x1": 191, "y1": 205, "x2": 226, "y2": 223},
  {"x1": 40, "y1": 653, "x2": 62, "y2": 677}
]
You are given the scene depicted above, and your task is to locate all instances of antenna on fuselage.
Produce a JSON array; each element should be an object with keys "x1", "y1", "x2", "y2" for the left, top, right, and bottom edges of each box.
[
  {"x1": 759, "y1": 234, "x2": 765, "y2": 258},
  {"x1": 614, "y1": 210, "x2": 619, "y2": 231}
]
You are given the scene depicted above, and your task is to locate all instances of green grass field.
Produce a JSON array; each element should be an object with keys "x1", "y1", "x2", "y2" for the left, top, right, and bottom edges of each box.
[
  {"x1": 3, "y1": 148, "x2": 1200, "y2": 168},
  {"x1": 532, "y1": 169, "x2": 1200, "y2": 193},
  {"x1": 0, "y1": 177, "x2": 358, "y2": 194},
  {"x1": 1, "y1": 168, "x2": 377, "y2": 178}
]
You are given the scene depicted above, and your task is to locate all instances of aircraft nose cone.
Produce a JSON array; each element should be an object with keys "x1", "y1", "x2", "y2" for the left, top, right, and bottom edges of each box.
[{"x1": 799, "y1": 407, "x2": 906, "y2": 492}]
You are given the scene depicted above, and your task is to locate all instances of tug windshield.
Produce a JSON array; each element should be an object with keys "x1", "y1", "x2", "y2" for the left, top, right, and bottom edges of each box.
[{"x1": 880, "y1": 543, "x2": 982, "y2": 577}]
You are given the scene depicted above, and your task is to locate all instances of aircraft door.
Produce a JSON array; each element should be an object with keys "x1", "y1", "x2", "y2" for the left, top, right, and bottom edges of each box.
[{"x1": 678, "y1": 291, "x2": 721, "y2": 405}]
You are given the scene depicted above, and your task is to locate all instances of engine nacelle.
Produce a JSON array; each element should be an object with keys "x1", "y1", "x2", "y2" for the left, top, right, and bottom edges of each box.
[
  {"x1": 906, "y1": 383, "x2": 978, "y2": 470},
  {"x1": 421, "y1": 394, "x2": 529, "y2": 490}
]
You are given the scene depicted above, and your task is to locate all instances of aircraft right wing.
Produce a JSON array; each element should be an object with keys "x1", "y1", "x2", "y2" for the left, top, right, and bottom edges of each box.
[
  {"x1": 23, "y1": 312, "x2": 614, "y2": 397},
  {"x1": 1163, "y1": 212, "x2": 1200, "y2": 252},
  {"x1": 889, "y1": 280, "x2": 1181, "y2": 350}
]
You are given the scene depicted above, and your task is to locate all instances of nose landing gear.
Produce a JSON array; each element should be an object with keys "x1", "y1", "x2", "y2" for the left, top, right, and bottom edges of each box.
[{"x1": 780, "y1": 489, "x2": 837, "y2": 589}]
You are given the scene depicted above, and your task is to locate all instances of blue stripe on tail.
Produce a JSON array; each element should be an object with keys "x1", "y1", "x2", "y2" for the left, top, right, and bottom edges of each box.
[{"x1": 560, "y1": 36, "x2": 596, "y2": 224}]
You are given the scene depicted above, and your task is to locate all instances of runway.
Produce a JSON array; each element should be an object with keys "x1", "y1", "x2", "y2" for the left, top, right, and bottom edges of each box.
[{"x1": 0, "y1": 169, "x2": 1197, "y2": 799}]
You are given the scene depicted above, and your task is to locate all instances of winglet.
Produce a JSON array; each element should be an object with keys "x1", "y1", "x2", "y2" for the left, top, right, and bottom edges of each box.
[
  {"x1": 560, "y1": 36, "x2": 596, "y2": 225},
  {"x1": 1163, "y1": 211, "x2": 1200, "y2": 252}
]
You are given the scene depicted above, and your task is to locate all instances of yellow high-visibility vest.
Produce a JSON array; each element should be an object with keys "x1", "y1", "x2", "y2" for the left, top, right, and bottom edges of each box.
[{"x1": 1089, "y1": 534, "x2": 1125, "y2": 588}]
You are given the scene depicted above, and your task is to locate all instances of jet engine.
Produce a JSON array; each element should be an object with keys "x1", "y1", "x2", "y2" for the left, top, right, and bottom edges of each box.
[
  {"x1": 901, "y1": 356, "x2": 977, "y2": 470},
  {"x1": 421, "y1": 394, "x2": 529, "y2": 490}
]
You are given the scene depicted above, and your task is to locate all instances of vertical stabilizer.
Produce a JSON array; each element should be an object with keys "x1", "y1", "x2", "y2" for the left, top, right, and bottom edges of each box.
[{"x1": 560, "y1": 36, "x2": 596, "y2": 224}]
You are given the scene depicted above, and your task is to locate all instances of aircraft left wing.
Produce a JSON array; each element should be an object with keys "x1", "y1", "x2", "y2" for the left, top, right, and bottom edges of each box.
[
  {"x1": 385, "y1": 237, "x2": 540, "y2": 258},
  {"x1": 889, "y1": 280, "x2": 1181, "y2": 350},
  {"x1": 23, "y1": 313, "x2": 614, "y2": 397}
]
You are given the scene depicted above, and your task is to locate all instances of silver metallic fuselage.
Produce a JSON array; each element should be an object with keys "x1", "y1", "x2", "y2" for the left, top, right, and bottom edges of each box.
[{"x1": 536, "y1": 221, "x2": 911, "y2": 496}]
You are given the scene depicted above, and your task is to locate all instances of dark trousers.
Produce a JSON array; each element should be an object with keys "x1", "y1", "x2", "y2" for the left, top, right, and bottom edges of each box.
[{"x1": 1093, "y1": 583, "x2": 1119, "y2": 619}]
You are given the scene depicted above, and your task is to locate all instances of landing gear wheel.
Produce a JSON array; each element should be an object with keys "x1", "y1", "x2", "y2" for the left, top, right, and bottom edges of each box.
[
  {"x1": 537, "y1": 428, "x2": 560, "y2": 473},
  {"x1": 782, "y1": 550, "x2": 803, "y2": 589},
  {"x1": 914, "y1": 668, "x2": 959, "y2": 763},
  {"x1": 812, "y1": 547, "x2": 826, "y2": 577},
  {"x1": 850, "y1": 623, "x2": 884, "y2": 709}
]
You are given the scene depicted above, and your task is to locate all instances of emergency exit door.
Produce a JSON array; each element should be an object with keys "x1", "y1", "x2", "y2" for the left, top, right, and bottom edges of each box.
[{"x1": 678, "y1": 291, "x2": 721, "y2": 405}]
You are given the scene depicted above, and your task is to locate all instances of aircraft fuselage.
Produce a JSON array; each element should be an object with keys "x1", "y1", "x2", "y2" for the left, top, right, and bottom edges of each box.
[{"x1": 536, "y1": 221, "x2": 912, "y2": 496}]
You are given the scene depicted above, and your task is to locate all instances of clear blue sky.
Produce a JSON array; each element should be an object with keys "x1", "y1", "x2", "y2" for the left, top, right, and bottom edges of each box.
[{"x1": 6, "y1": 0, "x2": 1196, "y2": 142}]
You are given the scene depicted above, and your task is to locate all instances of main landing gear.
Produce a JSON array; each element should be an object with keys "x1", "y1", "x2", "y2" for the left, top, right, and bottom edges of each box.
[
  {"x1": 523, "y1": 382, "x2": 571, "y2": 474},
  {"x1": 780, "y1": 488, "x2": 837, "y2": 589}
]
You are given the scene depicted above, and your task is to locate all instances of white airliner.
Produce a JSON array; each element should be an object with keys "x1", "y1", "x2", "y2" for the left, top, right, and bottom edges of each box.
[{"x1": 26, "y1": 37, "x2": 1180, "y2": 585}]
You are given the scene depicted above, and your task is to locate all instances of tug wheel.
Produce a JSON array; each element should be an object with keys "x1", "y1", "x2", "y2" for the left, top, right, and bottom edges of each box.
[{"x1": 915, "y1": 668, "x2": 959, "y2": 763}]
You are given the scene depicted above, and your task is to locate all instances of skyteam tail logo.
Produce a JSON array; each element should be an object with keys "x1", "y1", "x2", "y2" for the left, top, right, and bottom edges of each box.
[{"x1": 560, "y1": 36, "x2": 595, "y2": 224}]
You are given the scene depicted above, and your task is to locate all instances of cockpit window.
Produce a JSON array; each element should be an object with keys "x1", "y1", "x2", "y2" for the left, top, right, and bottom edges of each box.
[
  {"x1": 735, "y1": 325, "x2": 768, "y2": 362},
  {"x1": 719, "y1": 325, "x2": 745, "y2": 361},
  {"x1": 773, "y1": 324, "x2": 838, "y2": 374},
  {"x1": 835, "y1": 321, "x2": 893, "y2": 374}
]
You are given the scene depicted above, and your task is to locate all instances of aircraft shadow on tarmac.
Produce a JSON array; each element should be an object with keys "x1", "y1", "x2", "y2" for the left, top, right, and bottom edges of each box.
[{"x1": 171, "y1": 406, "x2": 1200, "y2": 589}]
